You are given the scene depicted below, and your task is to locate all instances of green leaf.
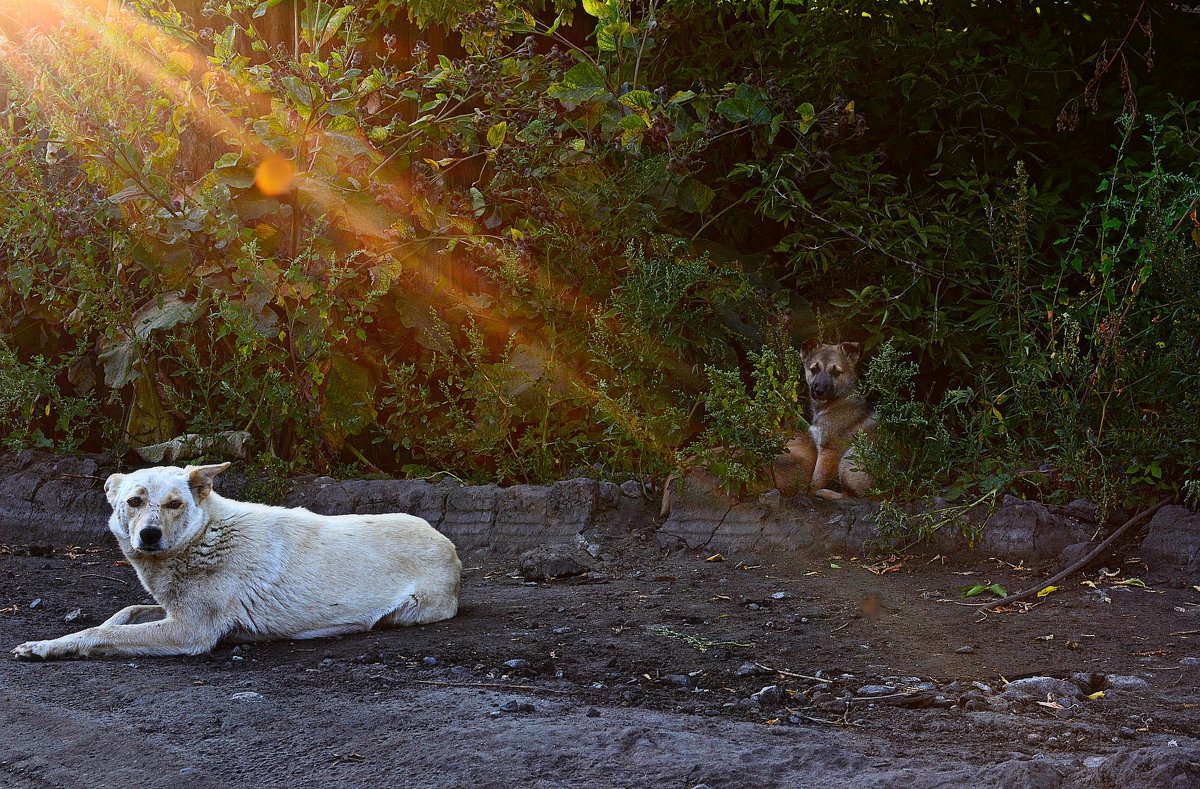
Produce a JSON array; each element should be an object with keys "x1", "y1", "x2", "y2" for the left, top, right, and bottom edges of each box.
[
  {"x1": 619, "y1": 90, "x2": 655, "y2": 114},
  {"x1": 487, "y1": 121, "x2": 508, "y2": 148},
  {"x1": 546, "y1": 62, "x2": 608, "y2": 106},
  {"x1": 582, "y1": 0, "x2": 610, "y2": 19},
  {"x1": 253, "y1": 0, "x2": 286, "y2": 19},
  {"x1": 678, "y1": 178, "x2": 715, "y2": 214},
  {"x1": 715, "y1": 84, "x2": 772, "y2": 126},
  {"x1": 960, "y1": 582, "x2": 1008, "y2": 599}
]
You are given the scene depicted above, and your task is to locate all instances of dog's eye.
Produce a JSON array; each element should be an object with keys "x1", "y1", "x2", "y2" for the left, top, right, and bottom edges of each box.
[
  {"x1": 830, "y1": 369, "x2": 841, "y2": 377},
  {"x1": 809, "y1": 365, "x2": 820, "y2": 373},
  {"x1": 164, "y1": 500, "x2": 184, "y2": 510},
  {"x1": 126, "y1": 496, "x2": 143, "y2": 508}
]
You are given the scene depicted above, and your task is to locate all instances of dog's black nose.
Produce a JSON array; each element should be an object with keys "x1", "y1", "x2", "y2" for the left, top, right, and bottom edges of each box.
[{"x1": 140, "y1": 527, "x2": 163, "y2": 546}]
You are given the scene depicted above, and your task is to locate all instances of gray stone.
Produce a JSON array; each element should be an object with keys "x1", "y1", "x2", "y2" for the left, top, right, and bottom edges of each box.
[
  {"x1": 980, "y1": 498, "x2": 1091, "y2": 560},
  {"x1": 422, "y1": 656, "x2": 438, "y2": 666},
  {"x1": 1140, "y1": 505, "x2": 1200, "y2": 574},
  {"x1": 517, "y1": 545, "x2": 589, "y2": 581},
  {"x1": 736, "y1": 662, "x2": 769, "y2": 677},
  {"x1": 1065, "y1": 499, "x2": 1098, "y2": 523},
  {"x1": 1060, "y1": 542, "x2": 1097, "y2": 566},
  {"x1": 619, "y1": 479, "x2": 643, "y2": 498},
  {"x1": 1000, "y1": 676, "x2": 1083, "y2": 701},
  {"x1": 503, "y1": 659, "x2": 532, "y2": 673},
  {"x1": 135, "y1": 431, "x2": 250, "y2": 464},
  {"x1": 29, "y1": 598, "x2": 43, "y2": 610},
  {"x1": 63, "y1": 608, "x2": 84, "y2": 623},
  {"x1": 662, "y1": 674, "x2": 692, "y2": 689},
  {"x1": 1105, "y1": 675, "x2": 1151, "y2": 693},
  {"x1": 855, "y1": 685, "x2": 897, "y2": 697},
  {"x1": 955, "y1": 645, "x2": 974, "y2": 654},
  {"x1": 0, "y1": 452, "x2": 114, "y2": 545},
  {"x1": 230, "y1": 692, "x2": 264, "y2": 702},
  {"x1": 750, "y1": 685, "x2": 785, "y2": 706}
]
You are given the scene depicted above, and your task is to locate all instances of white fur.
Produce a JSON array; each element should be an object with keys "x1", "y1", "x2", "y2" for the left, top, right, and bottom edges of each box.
[{"x1": 12, "y1": 463, "x2": 460, "y2": 660}]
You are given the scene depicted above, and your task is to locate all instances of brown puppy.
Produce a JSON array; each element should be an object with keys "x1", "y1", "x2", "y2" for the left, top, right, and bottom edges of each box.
[{"x1": 799, "y1": 340, "x2": 875, "y2": 499}]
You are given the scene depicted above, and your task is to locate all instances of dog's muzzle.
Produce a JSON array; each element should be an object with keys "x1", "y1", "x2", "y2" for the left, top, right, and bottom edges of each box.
[{"x1": 138, "y1": 526, "x2": 163, "y2": 551}]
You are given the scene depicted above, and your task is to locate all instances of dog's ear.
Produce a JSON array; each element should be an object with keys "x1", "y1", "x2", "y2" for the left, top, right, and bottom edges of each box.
[
  {"x1": 103, "y1": 473, "x2": 126, "y2": 506},
  {"x1": 839, "y1": 342, "x2": 862, "y2": 364},
  {"x1": 801, "y1": 339, "x2": 820, "y2": 358},
  {"x1": 185, "y1": 462, "x2": 231, "y2": 501}
]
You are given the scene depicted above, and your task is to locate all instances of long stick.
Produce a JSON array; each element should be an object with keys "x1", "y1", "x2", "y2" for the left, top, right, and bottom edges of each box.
[{"x1": 980, "y1": 497, "x2": 1172, "y2": 611}]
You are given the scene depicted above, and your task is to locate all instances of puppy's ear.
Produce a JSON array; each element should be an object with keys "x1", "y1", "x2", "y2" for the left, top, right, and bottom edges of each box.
[
  {"x1": 839, "y1": 342, "x2": 862, "y2": 364},
  {"x1": 801, "y1": 339, "x2": 820, "y2": 358},
  {"x1": 104, "y1": 473, "x2": 126, "y2": 506},
  {"x1": 186, "y1": 462, "x2": 231, "y2": 501}
]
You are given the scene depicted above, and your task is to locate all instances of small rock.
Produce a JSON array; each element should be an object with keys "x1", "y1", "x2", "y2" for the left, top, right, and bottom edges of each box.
[
  {"x1": 1179, "y1": 657, "x2": 1200, "y2": 666},
  {"x1": 1105, "y1": 675, "x2": 1151, "y2": 693},
  {"x1": 504, "y1": 659, "x2": 532, "y2": 673},
  {"x1": 619, "y1": 480, "x2": 643, "y2": 498},
  {"x1": 586, "y1": 707, "x2": 601, "y2": 718},
  {"x1": 856, "y1": 685, "x2": 897, "y2": 697},
  {"x1": 736, "y1": 662, "x2": 769, "y2": 677},
  {"x1": 499, "y1": 700, "x2": 535, "y2": 713},
  {"x1": 320, "y1": 658, "x2": 335, "y2": 668},
  {"x1": 179, "y1": 768, "x2": 202, "y2": 777},
  {"x1": 517, "y1": 546, "x2": 588, "y2": 581},
  {"x1": 422, "y1": 656, "x2": 438, "y2": 666},
  {"x1": 231, "y1": 655, "x2": 244, "y2": 662},
  {"x1": 1118, "y1": 726, "x2": 1136, "y2": 739},
  {"x1": 489, "y1": 711, "x2": 502, "y2": 719},
  {"x1": 552, "y1": 627, "x2": 572, "y2": 635},
  {"x1": 29, "y1": 599, "x2": 44, "y2": 610},
  {"x1": 662, "y1": 674, "x2": 692, "y2": 689},
  {"x1": 771, "y1": 592, "x2": 787, "y2": 600},
  {"x1": 1065, "y1": 499, "x2": 1098, "y2": 522},
  {"x1": 1083, "y1": 756, "x2": 1106, "y2": 769},
  {"x1": 63, "y1": 608, "x2": 84, "y2": 623},
  {"x1": 750, "y1": 685, "x2": 785, "y2": 706},
  {"x1": 955, "y1": 645, "x2": 974, "y2": 655},
  {"x1": 747, "y1": 603, "x2": 760, "y2": 611},
  {"x1": 230, "y1": 691, "x2": 264, "y2": 702},
  {"x1": 1000, "y1": 676, "x2": 1082, "y2": 701}
]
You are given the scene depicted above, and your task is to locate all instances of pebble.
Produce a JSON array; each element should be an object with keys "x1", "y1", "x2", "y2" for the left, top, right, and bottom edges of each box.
[
  {"x1": 552, "y1": 627, "x2": 572, "y2": 635},
  {"x1": 179, "y1": 767, "x2": 202, "y2": 777},
  {"x1": 1118, "y1": 726, "x2": 1136, "y2": 739},
  {"x1": 735, "y1": 662, "x2": 769, "y2": 677},
  {"x1": 499, "y1": 700, "x2": 535, "y2": 713},
  {"x1": 230, "y1": 692, "x2": 264, "y2": 702},
  {"x1": 63, "y1": 608, "x2": 84, "y2": 623},
  {"x1": 29, "y1": 599, "x2": 44, "y2": 610},
  {"x1": 422, "y1": 656, "x2": 438, "y2": 666},
  {"x1": 856, "y1": 685, "x2": 897, "y2": 697},
  {"x1": 503, "y1": 659, "x2": 531, "y2": 672},
  {"x1": 1001, "y1": 676, "x2": 1081, "y2": 701},
  {"x1": 320, "y1": 658, "x2": 335, "y2": 668},
  {"x1": 750, "y1": 685, "x2": 785, "y2": 706},
  {"x1": 747, "y1": 603, "x2": 760, "y2": 610},
  {"x1": 586, "y1": 707, "x2": 601, "y2": 718},
  {"x1": 771, "y1": 592, "x2": 787, "y2": 600},
  {"x1": 662, "y1": 674, "x2": 692, "y2": 689},
  {"x1": 1105, "y1": 675, "x2": 1150, "y2": 693},
  {"x1": 955, "y1": 645, "x2": 974, "y2": 654},
  {"x1": 1179, "y1": 657, "x2": 1200, "y2": 666},
  {"x1": 1083, "y1": 756, "x2": 1106, "y2": 769}
]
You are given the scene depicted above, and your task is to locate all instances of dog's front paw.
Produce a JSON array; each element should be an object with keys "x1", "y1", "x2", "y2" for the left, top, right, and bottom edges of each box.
[
  {"x1": 12, "y1": 639, "x2": 77, "y2": 661},
  {"x1": 12, "y1": 641, "x2": 51, "y2": 661}
]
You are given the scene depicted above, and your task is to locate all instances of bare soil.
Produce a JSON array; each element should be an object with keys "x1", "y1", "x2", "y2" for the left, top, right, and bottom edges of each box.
[{"x1": 2, "y1": 532, "x2": 1199, "y2": 788}]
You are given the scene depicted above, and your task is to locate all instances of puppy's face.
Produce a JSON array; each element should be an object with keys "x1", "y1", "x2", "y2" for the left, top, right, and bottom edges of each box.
[
  {"x1": 801, "y1": 341, "x2": 862, "y2": 404},
  {"x1": 104, "y1": 464, "x2": 229, "y2": 556}
]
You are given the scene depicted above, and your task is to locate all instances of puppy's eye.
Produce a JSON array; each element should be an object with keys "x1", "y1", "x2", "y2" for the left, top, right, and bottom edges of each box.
[
  {"x1": 164, "y1": 500, "x2": 184, "y2": 510},
  {"x1": 127, "y1": 496, "x2": 144, "y2": 508}
]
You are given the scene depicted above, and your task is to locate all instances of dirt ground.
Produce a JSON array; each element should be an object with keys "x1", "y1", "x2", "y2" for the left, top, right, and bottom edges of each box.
[{"x1": 2, "y1": 530, "x2": 1199, "y2": 788}]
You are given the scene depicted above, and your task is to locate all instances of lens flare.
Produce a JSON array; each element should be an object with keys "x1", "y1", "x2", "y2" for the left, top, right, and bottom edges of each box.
[{"x1": 255, "y1": 155, "x2": 294, "y2": 196}]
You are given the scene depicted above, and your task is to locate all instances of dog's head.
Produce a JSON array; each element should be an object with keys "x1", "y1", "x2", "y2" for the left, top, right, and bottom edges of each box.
[
  {"x1": 103, "y1": 463, "x2": 229, "y2": 556},
  {"x1": 801, "y1": 340, "x2": 862, "y2": 404}
]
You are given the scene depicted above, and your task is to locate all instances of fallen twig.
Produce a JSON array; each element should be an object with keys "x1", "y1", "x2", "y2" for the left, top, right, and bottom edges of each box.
[
  {"x1": 980, "y1": 498, "x2": 1172, "y2": 612},
  {"x1": 81, "y1": 573, "x2": 128, "y2": 585},
  {"x1": 752, "y1": 662, "x2": 827, "y2": 682}
]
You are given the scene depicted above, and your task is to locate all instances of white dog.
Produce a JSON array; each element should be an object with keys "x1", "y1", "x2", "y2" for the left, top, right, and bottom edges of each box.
[{"x1": 12, "y1": 463, "x2": 461, "y2": 660}]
